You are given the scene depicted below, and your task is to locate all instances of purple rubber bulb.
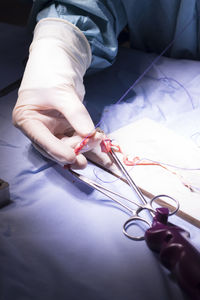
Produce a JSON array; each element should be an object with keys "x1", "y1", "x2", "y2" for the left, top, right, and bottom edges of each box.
[{"x1": 145, "y1": 208, "x2": 200, "y2": 299}]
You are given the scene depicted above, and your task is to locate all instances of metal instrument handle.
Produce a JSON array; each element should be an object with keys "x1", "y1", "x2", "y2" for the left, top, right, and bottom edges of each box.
[{"x1": 123, "y1": 215, "x2": 151, "y2": 241}]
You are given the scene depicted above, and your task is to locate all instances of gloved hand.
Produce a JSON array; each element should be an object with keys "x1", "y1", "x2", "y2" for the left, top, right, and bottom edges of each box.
[{"x1": 12, "y1": 18, "x2": 100, "y2": 169}]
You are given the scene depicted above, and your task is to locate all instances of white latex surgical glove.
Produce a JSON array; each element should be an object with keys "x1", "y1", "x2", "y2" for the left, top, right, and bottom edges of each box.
[{"x1": 13, "y1": 18, "x2": 100, "y2": 169}]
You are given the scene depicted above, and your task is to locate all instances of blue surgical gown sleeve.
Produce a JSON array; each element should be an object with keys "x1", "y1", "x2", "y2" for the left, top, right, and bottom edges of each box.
[{"x1": 29, "y1": 0, "x2": 127, "y2": 73}]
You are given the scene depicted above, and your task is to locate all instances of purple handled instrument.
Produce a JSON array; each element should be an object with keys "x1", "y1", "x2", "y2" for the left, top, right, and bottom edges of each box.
[{"x1": 145, "y1": 207, "x2": 200, "y2": 300}]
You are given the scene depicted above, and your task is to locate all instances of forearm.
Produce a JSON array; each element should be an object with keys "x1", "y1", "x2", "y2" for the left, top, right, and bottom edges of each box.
[{"x1": 29, "y1": 0, "x2": 127, "y2": 73}]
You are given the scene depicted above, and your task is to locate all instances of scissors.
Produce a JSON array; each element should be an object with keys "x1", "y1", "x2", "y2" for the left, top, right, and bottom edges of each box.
[{"x1": 69, "y1": 146, "x2": 179, "y2": 240}]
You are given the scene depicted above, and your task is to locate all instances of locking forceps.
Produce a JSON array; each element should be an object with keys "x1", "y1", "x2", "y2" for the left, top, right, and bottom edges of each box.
[
  {"x1": 69, "y1": 147, "x2": 179, "y2": 240},
  {"x1": 70, "y1": 138, "x2": 200, "y2": 298},
  {"x1": 69, "y1": 144, "x2": 200, "y2": 298}
]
